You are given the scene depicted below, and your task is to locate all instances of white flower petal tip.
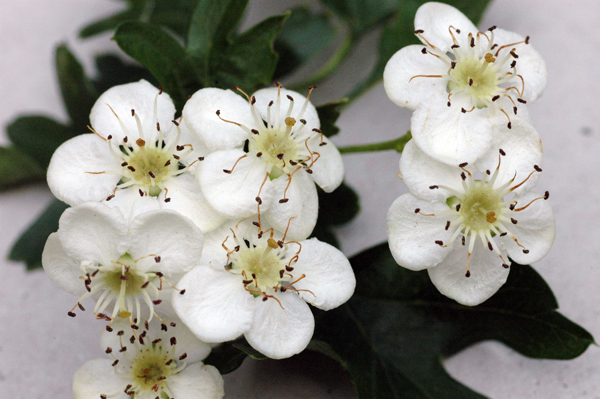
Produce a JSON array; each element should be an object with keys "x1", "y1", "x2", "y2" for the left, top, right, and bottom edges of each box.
[
  {"x1": 173, "y1": 220, "x2": 355, "y2": 358},
  {"x1": 190, "y1": 83, "x2": 343, "y2": 227},
  {"x1": 384, "y1": 2, "x2": 547, "y2": 164},
  {"x1": 388, "y1": 147, "x2": 554, "y2": 305},
  {"x1": 49, "y1": 80, "x2": 206, "y2": 219},
  {"x1": 43, "y1": 202, "x2": 203, "y2": 327},
  {"x1": 75, "y1": 317, "x2": 221, "y2": 399}
]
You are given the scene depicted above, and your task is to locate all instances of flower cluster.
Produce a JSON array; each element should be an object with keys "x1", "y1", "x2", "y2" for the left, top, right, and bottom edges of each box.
[
  {"x1": 384, "y1": 2, "x2": 555, "y2": 305},
  {"x1": 42, "y1": 79, "x2": 355, "y2": 396}
]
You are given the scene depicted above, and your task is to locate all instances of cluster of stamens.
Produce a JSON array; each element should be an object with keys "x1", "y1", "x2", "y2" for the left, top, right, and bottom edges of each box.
[
  {"x1": 415, "y1": 149, "x2": 549, "y2": 277},
  {"x1": 412, "y1": 25, "x2": 530, "y2": 128},
  {"x1": 221, "y1": 217, "x2": 314, "y2": 309},
  {"x1": 67, "y1": 253, "x2": 185, "y2": 331},
  {"x1": 217, "y1": 83, "x2": 326, "y2": 205},
  {"x1": 101, "y1": 324, "x2": 187, "y2": 398},
  {"x1": 88, "y1": 89, "x2": 203, "y2": 200}
]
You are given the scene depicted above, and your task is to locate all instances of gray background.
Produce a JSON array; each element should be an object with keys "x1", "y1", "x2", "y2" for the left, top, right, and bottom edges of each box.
[{"x1": 1, "y1": 0, "x2": 599, "y2": 398}]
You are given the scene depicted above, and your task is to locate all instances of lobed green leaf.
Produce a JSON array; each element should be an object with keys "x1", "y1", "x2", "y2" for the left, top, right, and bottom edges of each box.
[{"x1": 0, "y1": 147, "x2": 46, "y2": 191}]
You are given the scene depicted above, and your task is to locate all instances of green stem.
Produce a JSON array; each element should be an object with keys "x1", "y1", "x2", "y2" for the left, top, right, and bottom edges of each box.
[
  {"x1": 291, "y1": 34, "x2": 355, "y2": 90},
  {"x1": 338, "y1": 133, "x2": 411, "y2": 154}
]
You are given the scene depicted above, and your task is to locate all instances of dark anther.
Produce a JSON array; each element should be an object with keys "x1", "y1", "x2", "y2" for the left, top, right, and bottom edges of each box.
[
  {"x1": 502, "y1": 263, "x2": 510, "y2": 269},
  {"x1": 289, "y1": 160, "x2": 297, "y2": 165},
  {"x1": 414, "y1": 29, "x2": 424, "y2": 34},
  {"x1": 255, "y1": 196, "x2": 262, "y2": 205},
  {"x1": 106, "y1": 326, "x2": 113, "y2": 332},
  {"x1": 286, "y1": 95, "x2": 294, "y2": 101},
  {"x1": 500, "y1": 232, "x2": 508, "y2": 237},
  {"x1": 223, "y1": 169, "x2": 232, "y2": 174},
  {"x1": 176, "y1": 145, "x2": 184, "y2": 151},
  {"x1": 156, "y1": 272, "x2": 164, "y2": 278},
  {"x1": 421, "y1": 47, "x2": 427, "y2": 54},
  {"x1": 451, "y1": 44, "x2": 460, "y2": 49},
  {"x1": 414, "y1": 208, "x2": 421, "y2": 214},
  {"x1": 170, "y1": 337, "x2": 177, "y2": 346},
  {"x1": 216, "y1": 110, "x2": 221, "y2": 116},
  {"x1": 523, "y1": 249, "x2": 530, "y2": 254},
  {"x1": 525, "y1": 36, "x2": 530, "y2": 44},
  {"x1": 286, "y1": 266, "x2": 294, "y2": 272},
  {"x1": 461, "y1": 172, "x2": 467, "y2": 181},
  {"x1": 510, "y1": 60, "x2": 517, "y2": 68},
  {"x1": 252, "y1": 222, "x2": 260, "y2": 227},
  {"x1": 279, "y1": 198, "x2": 289, "y2": 203},
  {"x1": 159, "y1": 86, "x2": 163, "y2": 94},
  {"x1": 164, "y1": 198, "x2": 171, "y2": 203},
  {"x1": 277, "y1": 153, "x2": 284, "y2": 159},
  {"x1": 123, "y1": 136, "x2": 128, "y2": 143},
  {"x1": 279, "y1": 270, "x2": 285, "y2": 278},
  {"x1": 251, "y1": 96, "x2": 256, "y2": 105},
  {"x1": 511, "y1": 218, "x2": 518, "y2": 224},
  {"x1": 509, "y1": 203, "x2": 516, "y2": 210},
  {"x1": 262, "y1": 296, "x2": 268, "y2": 302},
  {"x1": 251, "y1": 129, "x2": 259, "y2": 135},
  {"x1": 198, "y1": 156, "x2": 204, "y2": 161},
  {"x1": 120, "y1": 275, "x2": 128, "y2": 281},
  {"x1": 517, "y1": 98, "x2": 527, "y2": 104},
  {"x1": 447, "y1": 102, "x2": 452, "y2": 107},
  {"x1": 166, "y1": 359, "x2": 174, "y2": 366},
  {"x1": 152, "y1": 299, "x2": 162, "y2": 305},
  {"x1": 180, "y1": 289, "x2": 186, "y2": 295},
  {"x1": 105, "y1": 347, "x2": 113, "y2": 354},
  {"x1": 499, "y1": 149, "x2": 506, "y2": 156},
  {"x1": 429, "y1": 185, "x2": 439, "y2": 189},
  {"x1": 148, "y1": 171, "x2": 156, "y2": 178},
  {"x1": 488, "y1": 25, "x2": 497, "y2": 31},
  {"x1": 155, "y1": 256, "x2": 161, "y2": 263},
  {"x1": 139, "y1": 189, "x2": 144, "y2": 197},
  {"x1": 161, "y1": 324, "x2": 168, "y2": 331},
  {"x1": 320, "y1": 142, "x2": 328, "y2": 146},
  {"x1": 131, "y1": 324, "x2": 139, "y2": 330},
  {"x1": 145, "y1": 321, "x2": 150, "y2": 330},
  {"x1": 465, "y1": 270, "x2": 471, "y2": 278},
  {"x1": 121, "y1": 162, "x2": 128, "y2": 167},
  {"x1": 507, "y1": 122, "x2": 512, "y2": 129},
  {"x1": 112, "y1": 360, "x2": 119, "y2": 367},
  {"x1": 461, "y1": 108, "x2": 467, "y2": 113},
  {"x1": 492, "y1": 95, "x2": 500, "y2": 101},
  {"x1": 242, "y1": 279, "x2": 253, "y2": 285},
  {"x1": 170, "y1": 321, "x2": 176, "y2": 327},
  {"x1": 544, "y1": 191, "x2": 550, "y2": 200},
  {"x1": 173, "y1": 154, "x2": 180, "y2": 160},
  {"x1": 268, "y1": 100, "x2": 274, "y2": 106},
  {"x1": 469, "y1": 78, "x2": 473, "y2": 86},
  {"x1": 435, "y1": 240, "x2": 444, "y2": 246},
  {"x1": 456, "y1": 204, "x2": 461, "y2": 211},
  {"x1": 462, "y1": 236, "x2": 466, "y2": 245},
  {"x1": 179, "y1": 353, "x2": 187, "y2": 360},
  {"x1": 486, "y1": 170, "x2": 491, "y2": 175},
  {"x1": 445, "y1": 221, "x2": 451, "y2": 231},
  {"x1": 152, "y1": 339, "x2": 162, "y2": 345},
  {"x1": 306, "y1": 169, "x2": 313, "y2": 174},
  {"x1": 488, "y1": 242, "x2": 493, "y2": 251},
  {"x1": 256, "y1": 152, "x2": 263, "y2": 157},
  {"x1": 128, "y1": 166, "x2": 136, "y2": 172},
  {"x1": 68, "y1": 311, "x2": 76, "y2": 317},
  {"x1": 459, "y1": 162, "x2": 468, "y2": 168},
  {"x1": 513, "y1": 106, "x2": 518, "y2": 115},
  {"x1": 470, "y1": 37, "x2": 475, "y2": 47},
  {"x1": 534, "y1": 165, "x2": 542, "y2": 172},
  {"x1": 510, "y1": 50, "x2": 519, "y2": 58},
  {"x1": 107, "y1": 135, "x2": 113, "y2": 140},
  {"x1": 451, "y1": 61, "x2": 457, "y2": 69}
]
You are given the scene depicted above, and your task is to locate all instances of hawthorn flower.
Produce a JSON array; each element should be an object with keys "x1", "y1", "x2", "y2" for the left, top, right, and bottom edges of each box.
[
  {"x1": 182, "y1": 83, "x2": 344, "y2": 240},
  {"x1": 73, "y1": 315, "x2": 224, "y2": 399},
  {"x1": 47, "y1": 80, "x2": 224, "y2": 232},
  {"x1": 42, "y1": 202, "x2": 203, "y2": 328},
  {"x1": 383, "y1": 2, "x2": 547, "y2": 165},
  {"x1": 172, "y1": 219, "x2": 356, "y2": 359},
  {"x1": 387, "y1": 123, "x2": 554, "y2": 305}
]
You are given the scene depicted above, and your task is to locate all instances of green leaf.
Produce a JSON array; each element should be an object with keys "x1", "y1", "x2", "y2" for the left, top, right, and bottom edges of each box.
[
  {"x1": 114, "y1": 21, "x2": 202, "y2": 110},
  {"x1": 79, "y1": 0, "x2": 198, "y2": 39},
  {"x1": 8, "y1": 200, "x2": 69, "y2": 270},
  {"x1": 320, "y1": 0, "x2": 398, "y2": 36},
  {"x1": 92, "y1": 54, "x2": 157, "y2": 94},
  {"x1": 274, "y1": 6, "x2": 338, "y2": 79},
  {"x1": 203, "y1": 342, "x2": 249, "y2": 375},
  {"x1": 316, "y1": 99, "x2": 348, "y2": 138},
  {"x1": 313, "y1": 243, "x2": 594, "y2": 398},
  {"x1": 56, "y1": 44, "x2": 98, "y2": 129},
  {"x1": 207, "y1": 14, "x2": 289, "y2": 91},
  {"x1": 7, "y1": 116, "x2": 78, "y2": 168},
  {"x1": 0, "y1": 147, "x2": 45, "y2": 191}
]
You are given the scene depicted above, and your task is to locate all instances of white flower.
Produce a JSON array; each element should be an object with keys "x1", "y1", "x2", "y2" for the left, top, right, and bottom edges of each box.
[
  {"x1": 387, "y1": 123, "x2": 555, "y2": 305},
  {"x1": 383, "y1": 2, "x2": 547, "y2": 165},
  {"x1": 172, "y1": 219, "x2": 355, "y2": 359},
  {"x1": 182, "y1": 84, "x2": 344, "y2": 240},
  {"x1": 47, "y1": 80, "x2": 224, "y2": 232},
  {"x1": 73, "y1": 315, "x2": 224, "y2": 399},
  {"x1": 42, "y1": 202, "x2": 203, "y2": 328}
]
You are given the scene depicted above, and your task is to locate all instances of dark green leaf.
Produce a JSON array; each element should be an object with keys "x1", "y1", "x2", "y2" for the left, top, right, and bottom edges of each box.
[
  {"x1": 56, "y1": 44, "x2": 97, "y2": 129},
  {"x1": 7, "y1": 116, "x2": 78, "y2": 168},
  {"x1": 233, "y1": 339, "x2": 268, "y2": 360},
  {"x1": 92, "y1": 54, "x2": 157, "y2": 94},
  {"x1": 320, "y1": 0, "x2": 398, "y2": 36},
  {"x1": 203, "y1": 342, "x2": 249, "y2": 375},
  {"x1": 114, "y1": 21, "x2": 202, "y2": 110},
  {"x1": 274, "y1": 6, "x2": 338, "y2": 79},
  {"x1": 316, "y1": 98, "x2": 347, "y2": 138},
  {"x1": 79, "y1": 0, "x2": 197, "y2": 39},
  {"x1": 208, "y1": 14, "x2": 288, "y2": 91},
  {"x1": 313, "y1": 243, "x2": 594, "y2": 398},
  {"x1": 309, "y1": 223, "x2": 340, "y2": 249},
  {"x1": 0, "y1": 147, "x2": 45, "y2": 191},
  {"x1": 317, "y1": 182, "x2": 360, "y2": 227},
  {"x1": 8, "y1": 200, "x2": 69, "y2": 270}
]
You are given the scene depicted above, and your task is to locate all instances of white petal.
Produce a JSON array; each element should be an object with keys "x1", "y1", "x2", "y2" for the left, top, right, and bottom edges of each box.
[
  {"x1": 245, "y1": 292, "x2": 314, "y2": 359},
  {"x1": 42, "y1": 232, "x2": 86, "y2": 296},
  {"x1": 412, "y1": 97, "x2": 494, "y2": 165},
  {"x1": 292, "y1": 238, "x2": 355, "y2": 310},
  {"x1": 196, "y1": 149, "x2": 273, "y2": 218},
  {"x1": 306, "y1": 134, "x2": 344, "y2": 193},
  {"x1": 383, "y1": 45, "x2": 449, "y2": 110},
  {"x1": 252, "y1": 87, "x2": 320, "y2": 130},
  {"x1": 201, "y1": 219, "x2": 240, "y2": 266},
  {"x1": 169, "y1": 363, "x2": 225, "y2": 399},
  {"x1": 264, "y1": 171, "x2": 318, "y2": 241},
  {"x1": 128, "y1": 209, "x2": 203, "y2": 275},
  {"x1": 387, "y1": 194, "x2": 454, "y2": 270},
  {"x1": 474, "y1": 116, "x2": 543, "y2": 195},
  {"x1": 73, "y1": 359, "x2": 129, "y2": 399},
  {"x1": 172, "y1": 266, "x2": 254, "y2": 343},
  {"x1": 400, "y1": 139, "x2": 465, "y2": 202},
  {"x1": 47, "y1": 134, "x2": 121, "y2": 206},
  {"x1": 500, "y1": 191, "x2": 555, "y2": 265},
  {"x1": 492, "y1": 29, "x2": 547, "y2": 102},
  {"x1": 414, "y1": 2, "x2": 477, "y2": 51},
  {"x1": 180, "y1": 118, "x2": 210, "y2": 169},
  {"x1": 90, "y1": 80, "x2": 174, "y2": 142},
  {"x1": 161, "y1": 173, "x2": 226, "y2": 233},
  {"x1": 183, "y1": 88, "x2": 254, "y2": 151},
  {"x1": 428, "y1": 241, "x2": 509, "y2": 306},
  {"x1": 58, "y1": 202, "x2": 128, "y2": 265},
  {"x1": 103, "y1": 186, "x2": 161, "y2": 224}
]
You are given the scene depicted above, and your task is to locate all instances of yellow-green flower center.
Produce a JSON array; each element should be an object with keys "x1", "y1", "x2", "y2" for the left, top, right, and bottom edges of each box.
[
  {"x1": 458, "y1": 182, "x2": 503, "y2": 231},
  {"x1": 448, "y1": 56, "x2": 499, "y2": 108}
]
